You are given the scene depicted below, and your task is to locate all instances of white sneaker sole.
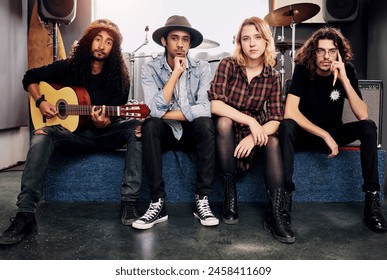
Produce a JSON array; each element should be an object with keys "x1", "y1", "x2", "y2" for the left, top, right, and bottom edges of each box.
[
  {"x1": 132, "y1": 215, "x2": 168, "y2": 230},
  {"x1": 193, "y1": 213, "x2": 219, "y2": 226}
]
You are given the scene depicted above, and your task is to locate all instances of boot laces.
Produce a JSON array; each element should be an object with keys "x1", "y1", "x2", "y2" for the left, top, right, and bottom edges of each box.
[
  {"x1": 124, "y1": 203, "x2": 138, "y2": 216},
  {"x1": 5, "y1": 216, "x2": 27, "y2": 234},
  {"x1": 224, "y1": 175, "x2": 236, "y2": 208},
  {"x1": 368, "y1": 194, "x2": 382, "y2": 215},
  {"x1": 283, "y1": 191, "x2": 292, "y2": 213},
  {"x1": 273, "y1": 192, "x2": 287, "y2": 226}
]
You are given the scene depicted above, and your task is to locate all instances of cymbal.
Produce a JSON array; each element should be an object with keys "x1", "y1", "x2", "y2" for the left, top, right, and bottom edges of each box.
[
  {"x1": 275, "y1": 41, "x2": 303, "y2": 52},
  {"x1": 195, "y1": 38, "x2": 220, "y2": 49},
  {"x1": 264, "y1": 3, "x2": 320, "y2": 26}
]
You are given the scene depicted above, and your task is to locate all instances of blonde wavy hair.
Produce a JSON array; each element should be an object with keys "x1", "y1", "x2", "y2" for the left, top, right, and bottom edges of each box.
[{"x1": 232, "y1": 16, "x2": 277, "y2": 67}]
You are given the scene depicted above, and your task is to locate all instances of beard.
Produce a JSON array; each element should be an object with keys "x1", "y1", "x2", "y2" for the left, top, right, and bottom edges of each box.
[{"x1": 91, "y1": 50, "x2": 107, "y2": 62}]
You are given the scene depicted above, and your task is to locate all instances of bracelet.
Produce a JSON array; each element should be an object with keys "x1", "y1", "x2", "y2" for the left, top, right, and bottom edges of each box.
[{"x1": 35, "y1": 95, "x2": 46, "y2": 108}]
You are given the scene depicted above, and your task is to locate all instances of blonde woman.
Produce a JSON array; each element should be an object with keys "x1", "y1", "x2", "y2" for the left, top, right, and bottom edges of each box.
[{"x1": 208, "y1": 17, "x2": 294, "y2": 243}]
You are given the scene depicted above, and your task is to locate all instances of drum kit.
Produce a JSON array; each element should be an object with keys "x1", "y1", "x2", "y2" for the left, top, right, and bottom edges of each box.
[
  {"x1": 264, "y1": 3, "x2": 320, "y2": 89},
  {"x1": 128, "y1": 3, "x2": 320, "y2": 98}
]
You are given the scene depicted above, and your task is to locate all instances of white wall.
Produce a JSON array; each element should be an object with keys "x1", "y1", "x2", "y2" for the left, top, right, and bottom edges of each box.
[
  {"x1": 0, "y1": 0, "x2": 29, "y2": 170},
  {"x1": 0, "y1": 127, "x2": 30, "y2": 170}
]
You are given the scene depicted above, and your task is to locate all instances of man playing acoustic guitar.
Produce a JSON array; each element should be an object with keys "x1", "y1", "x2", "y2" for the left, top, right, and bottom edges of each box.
[{"x1": 0, "y1": 19, "x2": 147, "y2": 245}]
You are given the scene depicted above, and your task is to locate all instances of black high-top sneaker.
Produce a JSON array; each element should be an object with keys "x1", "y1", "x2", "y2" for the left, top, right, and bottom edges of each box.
[
  {"x1": 0, "y1": 212, "x2": 37, "y2": 245},
  {"x1": 193, "y1": 195, "x2": 219, "y2": 226},
  {"x1": 121, "y1": 201, "x2": 139, "y2": 226},
  {"x1": 364, "y1": 192, "x2": 387, "y2": 233},
  {"x1": 132, "y1": 198, "x2": 168, "y2": 230}
]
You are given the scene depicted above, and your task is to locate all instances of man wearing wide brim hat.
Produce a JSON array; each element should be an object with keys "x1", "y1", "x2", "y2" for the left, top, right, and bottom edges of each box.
[
  {"x1": 152, "y1": 15, "x2": 203, "y2": 48},
  {"x1": 133, "y1": 15, "x2": 219, "y2": 231}
]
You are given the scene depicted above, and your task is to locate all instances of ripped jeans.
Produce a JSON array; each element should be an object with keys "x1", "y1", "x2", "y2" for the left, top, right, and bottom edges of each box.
[{"x1": 17, "y1": 119, "x2": 142, "y2": 213}]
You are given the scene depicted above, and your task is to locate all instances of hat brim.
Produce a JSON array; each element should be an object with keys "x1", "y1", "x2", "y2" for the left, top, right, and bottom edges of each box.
[
  {"x1": 152, "y1": 26, "x2": 203, "y2": 49},
  {"x1": 84, "y1": 26, "x2": 123, "y2": 46}
]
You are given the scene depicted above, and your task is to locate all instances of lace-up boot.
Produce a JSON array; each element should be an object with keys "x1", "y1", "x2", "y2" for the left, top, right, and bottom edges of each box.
[
  {"x1": 121, "y1": 201, "x2": 139, "y2": 226},
  {"x1": 264, "y1": 189, "x2": 295, "y2": 244},
  {"x1": 364, "y1": 192, "x2": 387, "y2": 233},
  {"x1": 283, "y1": 190, "x2": 293, "y2": 225},
  {"x1": 193, "y1": 195, "x2": 219, "y2": 226},
  {"x1": 0, "y1": 212, "x2": 37, "y2": 245},
  {"x1": 132, "y1": 198, "x2": 168, "y2": 230},
  {"x1": 222, "y1": 173, "x2": 239, "y2": 224}
]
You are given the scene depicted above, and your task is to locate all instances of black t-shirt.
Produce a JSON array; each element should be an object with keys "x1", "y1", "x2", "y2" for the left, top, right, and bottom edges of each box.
[
  {"x1": 22, "y1": 59, "x2": 128, "y2": 106},
  {"x1": 288, "y1": 62, "x2": 362, "y2": 131}
]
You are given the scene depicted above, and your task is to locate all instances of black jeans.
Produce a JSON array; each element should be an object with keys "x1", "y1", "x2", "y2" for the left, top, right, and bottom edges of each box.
[
  {"x1": 142, "y1": 116, "x2": 215, "y2": 200},
  {"x1": 17, "y1": 119, "x2": 142, "y2": 213},
  {"x1": 278, "y1": 118, "x2": 380, "y2": 193}
]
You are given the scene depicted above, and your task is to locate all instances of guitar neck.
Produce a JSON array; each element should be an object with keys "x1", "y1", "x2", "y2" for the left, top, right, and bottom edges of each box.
[{"x1": 61, "y1": 105, "x2": 121, "y2": 116}]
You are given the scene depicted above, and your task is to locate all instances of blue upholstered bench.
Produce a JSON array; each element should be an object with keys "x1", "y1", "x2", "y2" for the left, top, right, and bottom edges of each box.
[{"x1": 44, "y1": 149, "x2": 385, "y2": 203}]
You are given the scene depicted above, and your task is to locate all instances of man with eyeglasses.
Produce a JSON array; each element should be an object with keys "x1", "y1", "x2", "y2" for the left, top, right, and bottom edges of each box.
[{"x1": 278, "y1": 26, "x2": 386, "y2": 233}]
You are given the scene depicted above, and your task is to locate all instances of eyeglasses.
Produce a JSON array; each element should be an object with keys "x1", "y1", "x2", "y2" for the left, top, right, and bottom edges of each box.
[{"x1": 316, "y1": 48, "x2": 338, "y2": 57}]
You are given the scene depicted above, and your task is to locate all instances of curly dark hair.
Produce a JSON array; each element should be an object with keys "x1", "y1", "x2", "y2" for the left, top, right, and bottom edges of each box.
[
  {"x1": 68, "y1": 28, "x2": 130, "y2": 97},
  {"x1": 294, "y1": 26, "x2": 353, "y2": 79}
]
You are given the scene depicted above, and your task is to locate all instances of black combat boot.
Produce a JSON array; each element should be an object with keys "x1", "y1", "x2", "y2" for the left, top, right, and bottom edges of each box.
[
  {"x1": 364, "y1": 192, "x2": 387, "y2": 233},
  {"x1": 222, "y1": 173, "x2": 239, "y2": 224},
  {"x1": 283, "y1": 190, "x2": 293, "y2": 225},
  {"x1": 264, "y1": 189, "x2": 295, "y2": 244}
]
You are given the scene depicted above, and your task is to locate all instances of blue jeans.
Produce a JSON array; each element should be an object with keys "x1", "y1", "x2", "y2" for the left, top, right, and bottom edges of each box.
[{"x1": 17, "y1": 119, "x2": 142, "y2": 213}]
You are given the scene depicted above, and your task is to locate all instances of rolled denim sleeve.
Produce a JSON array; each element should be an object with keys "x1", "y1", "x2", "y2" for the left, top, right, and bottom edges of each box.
[
  {"x1": 180, "y1": 61, "x2": 212, "y2": 121},
  {"x1": 141, "y1": 63, "x2": 170, "y2": 118}
]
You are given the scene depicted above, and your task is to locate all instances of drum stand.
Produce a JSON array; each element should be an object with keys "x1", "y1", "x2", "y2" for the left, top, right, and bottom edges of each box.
[
  {"x1": 278, "y1": 27, "x2": 286, "y2": 91},
  {"x1": 128, "y1": 26, "x2": 149, "y2": 100},
  {"x1": 290, "y1": 21, "x2": 296, "y2": 74}
]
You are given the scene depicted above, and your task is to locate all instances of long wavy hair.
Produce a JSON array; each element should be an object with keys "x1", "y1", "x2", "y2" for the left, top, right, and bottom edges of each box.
[
  {"x1": 68, "y1": 28, "x2": 129, "y2": 97},
  {"x1": 233, "y1": 17, "x2": 277, "y2": 67},
  {"x1": 295, "y1": 26, "x2": 353, "y2": 78}
]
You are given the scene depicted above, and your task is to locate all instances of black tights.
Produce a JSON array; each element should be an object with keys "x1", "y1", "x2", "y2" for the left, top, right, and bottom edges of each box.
[{"x1": 214, "y1": 116, "x2": 284, "y2": 192}]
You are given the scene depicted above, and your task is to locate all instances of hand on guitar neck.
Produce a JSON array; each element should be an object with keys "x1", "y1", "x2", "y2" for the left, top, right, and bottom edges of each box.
[
  {"x1": 30, "y1": 82, "x2": 151, "y2": 132},
  {"x1": 91, "y1": 105, "x2": 111, "y2": 129}
]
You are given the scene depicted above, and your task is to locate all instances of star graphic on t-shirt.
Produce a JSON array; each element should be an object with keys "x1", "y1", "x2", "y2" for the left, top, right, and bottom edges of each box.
[{"x1": 329, "y1": 89, "x2": 341, "y2": 101}]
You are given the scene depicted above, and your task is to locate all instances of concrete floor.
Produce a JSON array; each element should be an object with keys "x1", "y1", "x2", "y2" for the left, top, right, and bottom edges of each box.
[{"x1": 1, "y1": 170, "x2": 387, "y2": 260}]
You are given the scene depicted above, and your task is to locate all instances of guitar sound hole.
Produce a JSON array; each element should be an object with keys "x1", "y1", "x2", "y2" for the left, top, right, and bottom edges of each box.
[{"x1": 57, "y1": 100, "x2": 67, "y2": 120}]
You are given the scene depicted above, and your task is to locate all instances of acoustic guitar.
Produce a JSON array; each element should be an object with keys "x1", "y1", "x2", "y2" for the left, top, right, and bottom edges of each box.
[{"x1": 30, "y1": 82, "x2": 150, "y2": 132}]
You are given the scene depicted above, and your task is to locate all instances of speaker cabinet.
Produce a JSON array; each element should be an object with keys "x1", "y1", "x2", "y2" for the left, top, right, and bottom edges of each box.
[
  {"x1": 323, "y1": 0, "x2": 359, "y2": 23},
  {"x1": 342, "y1": 80, "x2": 384, "y2": 147},
  {"x1": 38, "y1": 0, "x2": 77, "y2": 24}
]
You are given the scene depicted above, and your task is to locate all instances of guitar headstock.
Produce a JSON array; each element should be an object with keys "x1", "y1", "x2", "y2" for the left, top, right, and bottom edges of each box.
[{"x1": 119, "y1": 101, "x2": 150, "y2": 119}]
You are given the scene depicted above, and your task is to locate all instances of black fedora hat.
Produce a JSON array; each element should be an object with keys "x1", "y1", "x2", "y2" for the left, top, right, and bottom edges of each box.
[{"x1": 152, "y1": 15, "x2": 203, "y2": 48}]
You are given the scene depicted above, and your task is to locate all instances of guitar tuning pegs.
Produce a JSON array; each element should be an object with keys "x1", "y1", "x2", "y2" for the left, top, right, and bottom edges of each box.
[{"x1": 127, "y1": 99, "x2": 139, "y2": 104}]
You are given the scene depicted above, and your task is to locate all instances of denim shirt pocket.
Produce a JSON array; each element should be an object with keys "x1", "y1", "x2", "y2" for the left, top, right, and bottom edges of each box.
[{"x1": 187, "y1": 70, "x2": 201, "y2": 103}]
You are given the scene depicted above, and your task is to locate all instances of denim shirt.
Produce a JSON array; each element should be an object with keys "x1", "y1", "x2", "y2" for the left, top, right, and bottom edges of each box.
[{"x1": 141, "y1": 55, "x2": 212, "y2": 139}]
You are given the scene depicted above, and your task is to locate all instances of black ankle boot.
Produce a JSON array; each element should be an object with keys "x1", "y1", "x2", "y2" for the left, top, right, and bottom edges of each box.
[
  {"x1": 0, "y1": 212, "x2": 37, "y2": 245},
  {"x1": 121, "y1": 201, "x2": 139, "y2": 226},
  {"x1": 364, "y1": 192, "x2": 387, "y2": 233},
  {"x1": 264, "y1": 189, "x2": 295, "y2": 244},
  {"x1": 283, "y1": 190, "x2": 293, "y2": 225},
  {"x1": 222, "y1": 173, "x2": 239, "y2": 224}
]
